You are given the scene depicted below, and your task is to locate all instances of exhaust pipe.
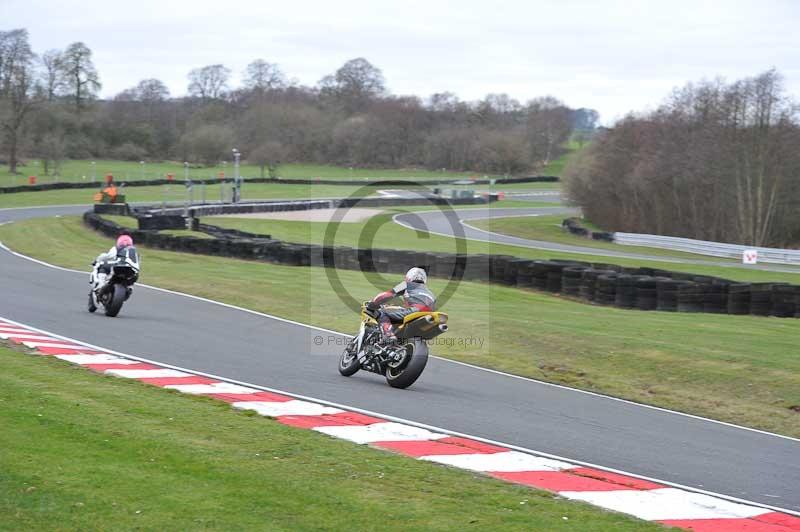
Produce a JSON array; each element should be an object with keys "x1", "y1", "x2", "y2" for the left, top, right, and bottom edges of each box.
[{"x1": 438, "y1": 324, "x2": 449, "y2": 333}]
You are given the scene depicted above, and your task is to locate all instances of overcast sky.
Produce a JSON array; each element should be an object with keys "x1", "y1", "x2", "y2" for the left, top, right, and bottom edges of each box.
[{"x1": 3, "y1": 0, "x2": 798, "y2": 124}]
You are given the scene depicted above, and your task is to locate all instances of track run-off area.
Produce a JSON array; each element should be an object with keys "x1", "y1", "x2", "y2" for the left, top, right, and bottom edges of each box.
[{"x1": 1, "y1": 203, "x2": 799, "y2": 522}]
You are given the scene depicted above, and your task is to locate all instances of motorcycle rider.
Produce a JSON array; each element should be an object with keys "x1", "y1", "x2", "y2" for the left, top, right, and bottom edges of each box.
[
  {"x1": 368, "y1": 267, "x2": 436, "y2": 343},
  {"x1": 90, "y1": 233, "x2": 136, "y2": 308}
]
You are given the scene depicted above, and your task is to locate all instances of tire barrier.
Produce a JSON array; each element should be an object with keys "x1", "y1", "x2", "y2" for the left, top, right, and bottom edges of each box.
[
  {"x1": 1, "y1": 175, "x2": 558, "y2": 195},
  {"x1": 562, "y1": 217, "x2": 614, "y2": 242},
  {"x1": 144, "y1": 194, "x2": 496, "y2": 219},
  {"x1": 727, "y1": 284, "x2": 751, "y2": 315},
  {"x1": 83, "y1": 211, "x2": 800, "y2": 319}
]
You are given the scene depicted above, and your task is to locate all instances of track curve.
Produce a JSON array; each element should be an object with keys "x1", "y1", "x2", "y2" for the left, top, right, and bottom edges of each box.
[
  {"x1": 393, "y1": 207, "x2": 800, "y2": 273},
  {"x1": 1, "y1": 205, "x2": 798, "y2": 513}
]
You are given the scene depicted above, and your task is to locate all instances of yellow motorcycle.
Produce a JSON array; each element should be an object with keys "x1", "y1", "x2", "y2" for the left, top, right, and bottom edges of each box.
[{"x1": 339, "y1": 302, "x2": 449, "y2": 389}]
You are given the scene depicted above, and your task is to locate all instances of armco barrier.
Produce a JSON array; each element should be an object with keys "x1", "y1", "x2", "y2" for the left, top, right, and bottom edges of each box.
[
  {"x1": 84, "y1": 211, "x2": 800, "y2": 319},
  {"x1": 563, "y1": 218, "x2": 800, "y2": 266},
  {"x1": 614, "y1": 232, "x2": 800, "y2": 266}
]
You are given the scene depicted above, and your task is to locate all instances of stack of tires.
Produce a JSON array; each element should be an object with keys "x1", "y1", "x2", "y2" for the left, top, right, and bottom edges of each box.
[
  {"x1": 770, "y1": 285, "x2": 797, "y2": 318},
  {"x1": 795, "y1": 288, "x2": 800, "y2": 318},
  {"x1": 656, "y1": 279, "x2": 688, "y2": 312},
  {"x1": 614, "y1": 274, "x2": 637, "y2": 309},
  {"x1": 489, "y1": 256, "x2": 513, "y2": 285},
  {"x1": 530, "y1": 261, "x2": 551, "y2": 290},
  {"x1": 595, "y1": 274, "x2": 618, "y2": 305},
  {"x1": 463, "y1": 255, "x2": 491, "y2": 282},
  {"x1": 505, "y1": 259, "x2": 531, "y2": 286},
  {"x1": 727, "y1": 284, "x2": 751, "y2": 315},
  {"x1": 749, "y1": 283, "x2": 777, "y2": 316},
  {"x1": 561, "y1": 266, "x2": 588, "y2": 297},
  {"x1": 579, "y1": 269, "x2": 615, "y2": 301},
  {"x1": 677, "y1": 283, "x2": 705, "y2": 313},
  {"x1": 635, "y1": 276, "x2": 659, "y2": 310},
  {"x1": 703, "y1": 280, "x2": 730, "y2": 314},
  {"x1": 545, "y1": 263, "x2": 565, "y2": 292},
  {"x1": 515, "y1": 261, "x2": 535, "y2": 287}
]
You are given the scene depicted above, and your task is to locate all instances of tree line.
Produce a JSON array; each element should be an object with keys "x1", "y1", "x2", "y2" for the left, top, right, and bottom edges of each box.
[
  {"x1": 0, "y1": 28, "x2": 599, "y2": 177},
  {"x1": 564, "y1": 70, "x2": 800, "y2": 247}
]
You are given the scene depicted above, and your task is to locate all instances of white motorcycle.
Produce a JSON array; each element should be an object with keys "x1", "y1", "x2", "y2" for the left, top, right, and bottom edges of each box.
[{"x1": 88, "y1": 247, "x2": 140, "y2": 317}]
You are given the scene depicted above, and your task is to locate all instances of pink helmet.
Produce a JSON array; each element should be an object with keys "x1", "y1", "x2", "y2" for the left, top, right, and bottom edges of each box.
[{"x1": 116, "y1": 235, "x2": 133, "y2": 248}]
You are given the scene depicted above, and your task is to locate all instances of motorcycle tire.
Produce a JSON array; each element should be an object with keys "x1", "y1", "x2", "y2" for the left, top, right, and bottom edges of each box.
[
  {"x1": 338, "y1": 338, "x2": 361, "y2": 377},
  {"x1": 88, "y1": 292, "x2": 97, "y2": 313},
  {"x1": 104, "y1": 284, "x2": 127, "y2": 317},
  {"x1": 385, "y1": 338, "x2": 428, "y2": 389}
]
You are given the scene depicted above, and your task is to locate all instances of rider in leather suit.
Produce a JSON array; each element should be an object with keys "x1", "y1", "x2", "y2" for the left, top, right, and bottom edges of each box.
[{"x1": 368, "y1": 267, "x2": 435, "y2": 342}]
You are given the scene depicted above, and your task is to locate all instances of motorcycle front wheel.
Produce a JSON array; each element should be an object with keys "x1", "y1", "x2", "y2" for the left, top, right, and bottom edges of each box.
[
  {"x1": 385, "y1": 338, "x2": 428, "y2": 389},
  {"x1": 338, "y1": 337, "x2": 361, "y2": 376}
]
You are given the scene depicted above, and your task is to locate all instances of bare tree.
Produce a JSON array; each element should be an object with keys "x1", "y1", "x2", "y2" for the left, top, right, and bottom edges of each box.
[
  {"x1": 319, "y1": 57, "x2": 386, "y2": 113},
  {"x1": 525, "y1": 96, "x2": 573, "y2": 166},
  {"x1": 0, "y1": 29, "x2": 40, "y2": 174},
  {"x1": 564, "y1": 70, "x2": 800, "y2": 247},
  {"x1": 115, "y1": 78, "x2": 169, "y2": 123},
  {"x1": 179, "y1": 124, "x2": 235, "y2": 166},
  {"x1": 187, "y1": 64, "x2": 230, "y2": 100},
  {"x1": 39, "y1": 131, "x2": 66, "y2": 175},
  {"x1": 136, "y1": 78, "x2": 170, "y2": 102},
  {"x1": 249, "y1": 140, "x2": 287, "y2": 178},
  {"x1": 40, "y1": 49, "x2": 65, "y2": 100},
  {"x1": 60, "y1": 42, "x2": 101, "y2": 110},
  {"x1": 243, "y1": 59, "x2": 286, "y2": 92}
]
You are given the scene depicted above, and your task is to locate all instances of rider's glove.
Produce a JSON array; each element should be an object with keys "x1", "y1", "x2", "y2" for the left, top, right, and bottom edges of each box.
[{"x1": 366, "y1": 300, "x2": 380, "y2": 311}]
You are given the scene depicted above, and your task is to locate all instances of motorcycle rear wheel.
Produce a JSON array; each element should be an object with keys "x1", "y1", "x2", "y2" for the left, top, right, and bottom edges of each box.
[
  {"x1": 385, "y1": 338, "x2": 428, "y2": 389},
  {"x1": 104, "y1": 284, "x2": 127, "y2": 317}
]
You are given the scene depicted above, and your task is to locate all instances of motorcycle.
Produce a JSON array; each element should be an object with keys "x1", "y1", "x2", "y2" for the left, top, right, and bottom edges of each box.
[
  {"x1": 338, "y1": 302, "x2": 448, "y2": 389},
  {"x1": 88, "y1": 247, "x2": 140, "y2": 317}
]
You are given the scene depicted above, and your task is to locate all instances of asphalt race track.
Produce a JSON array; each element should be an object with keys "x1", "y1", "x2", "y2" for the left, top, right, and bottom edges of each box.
[
  {"x1": 394, "y1": 206, "x2": 800, "y2": 273},
  {"x1": 1, "y1": 204, "x2": 798, "y2": 513}
]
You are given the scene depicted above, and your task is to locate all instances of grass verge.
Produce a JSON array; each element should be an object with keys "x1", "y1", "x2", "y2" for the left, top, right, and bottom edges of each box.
[
  {"x1": 1, "y1": 216, "x2": 798, "y2": 438},
  {"x1": 0, "y1": 344, "x2": 656, "y2": 531}
]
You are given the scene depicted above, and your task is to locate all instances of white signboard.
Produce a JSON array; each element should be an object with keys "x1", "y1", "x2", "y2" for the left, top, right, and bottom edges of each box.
[{"x1": 742, "y1": 249, "x2": 758, "y2": 264}]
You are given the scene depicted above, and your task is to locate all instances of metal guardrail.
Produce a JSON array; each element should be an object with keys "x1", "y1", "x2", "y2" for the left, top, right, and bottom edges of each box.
[{"x1": 613, "y1": 232, "x2": 800, "y2": 265}]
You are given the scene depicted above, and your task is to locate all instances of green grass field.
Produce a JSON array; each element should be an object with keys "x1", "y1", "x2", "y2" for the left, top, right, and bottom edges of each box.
[
  {"x1": 469, "y1": 214, "x2": 729, "y2": 261},
  {"x1": 2, "y1": 143, "x2": 582, "y2": 187},
  {"x1": 540, "y1": 139, "x2": 582, "y2": 176},
  {"x1": 0, "y1": 182, "x2": 357, "y2": 208},
  {"x1": 0, "y1": 181, "x2": 560, "y2": 209},
  {"x1": 1, "y1": 216, "x2": 798, "y2": 438},
  {"x1": 0, "y1": 344, "x2": 657, "y2": 531},
  {"x1": 1, "y1": 160, "x2": 502, "y2": 187}
]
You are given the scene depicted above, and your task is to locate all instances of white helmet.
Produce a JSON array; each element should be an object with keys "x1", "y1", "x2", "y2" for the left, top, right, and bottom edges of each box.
[{"x1": 405, "y1": 267, "x2": 427, "y2": 284}]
